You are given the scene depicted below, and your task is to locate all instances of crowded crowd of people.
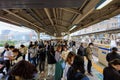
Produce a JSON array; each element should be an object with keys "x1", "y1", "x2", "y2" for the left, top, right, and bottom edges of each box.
[{"x1": 0, "y1": 40, "x2": 120, "y2": 80}]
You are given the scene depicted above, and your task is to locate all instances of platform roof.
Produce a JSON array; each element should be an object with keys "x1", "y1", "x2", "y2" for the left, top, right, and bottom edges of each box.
[{"x1": 0, "y1": 0, "x2": 119, "y2": 36}]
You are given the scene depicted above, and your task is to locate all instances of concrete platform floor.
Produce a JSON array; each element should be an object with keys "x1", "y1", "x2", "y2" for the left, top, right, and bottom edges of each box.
[{"x1": 0, "y1": 56, "x2": 105, "y2": 80}]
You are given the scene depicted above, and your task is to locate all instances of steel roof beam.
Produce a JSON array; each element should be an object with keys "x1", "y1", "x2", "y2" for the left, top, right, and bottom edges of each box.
[
  {"x1": 25, "y1": 9, "x2": 46, "y2": 26},
  {"x1": 60, "y1": 8, "x2": 63, "y2": 25},
  {"x1": 0, "y1": 16, "x2": 38, "y2": 30},
  {"x1": 24, "y1": 9, "x2": 54, "y2": 34},
  {"x1": 53, "y1": 8, "x2": 57, "y2": 24},
  {"x1": 55, "y1": 19, "x2": 72, "y2": 25},
  {"x1": 41, "y1": 18, "x2": 72, "y2": 25},
  {"x1": 44, "y1": 8, "x2": 54, "y2": 26},
  {"x1": 61, "y1": 8, "x2": 81, "y2": 14},
  {"x1": 0, "y1": 12, "x2": 36, "y2": 30},
  {"x1": 71, "y1": 7, "x2": 120, "y2": 33},
  {"x1": 72, "y1": 0, "x2": 99, "y2": 25},
  {"x1": 44, "y1": 8, "x2": 57, "y2": 34},
  {"x1": 70, "y1": 0, "x2": 90, "y2": 22},
  {"x1": 55, "y1": 25, "x2": 68, "y2": 31},
  {"x1": 3, "y1": 9, "x2": 53, "y2": 35},
  {"x1": 0, "y1": 16, "x2": 20, "y2": 26},
  {"x1": 73, "y1": 8, "x2": 94, "y2": 25}
]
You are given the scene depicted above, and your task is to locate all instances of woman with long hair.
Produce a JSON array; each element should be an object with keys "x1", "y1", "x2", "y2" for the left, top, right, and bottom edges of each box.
[
  {"x1": 55, "y1": 45, "x2": 63, "y2": 80},
  {"x1": 62, "y1": 51, "x2": 76, "y2": 80},
  {"x1": 9, "y1": 60, "x2": 38, "y2": 80},
  {"x1": 67, "y1": 55, "x2": 88, "y2": 80}
]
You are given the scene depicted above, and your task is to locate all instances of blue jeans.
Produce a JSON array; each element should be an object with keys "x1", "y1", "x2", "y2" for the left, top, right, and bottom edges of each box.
[{"x1": 30, "y1": 57, "x2": 37, "y2": 67}]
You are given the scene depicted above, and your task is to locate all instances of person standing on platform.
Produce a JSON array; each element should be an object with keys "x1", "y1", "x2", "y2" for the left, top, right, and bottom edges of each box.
[
  {"x1": 47, "y1": 45, "x2": 56, "y2": 77},
  {"x1": 28, "y1": 41, "x2": 33, "y2": 61},
  {"x1": 61, "y1": 51, "x2": 76, "y2": 80},
  {"x1": 38, "y1": 45, "x2": 46, "y2": 73},
  {"x1": 28, "y1": 45, "x2": 37, "y2": 67},
  {"x1": 61, "y1": 46, "x2": 69, "y2": 61},
  {"x1": 106, "y1": 47, "x2": 120, "y2": 62},
  {"x1": 103, "y1": 59, "x2": 120, "y2": 80},
  {"x1": 3, "y1": 46, "x2": 11, "y2": 72},
  {"x1": 19, "y1": 44, "x2": 27, "y2": 60},
  {"x1": 72, "y1": 41, "x2": 77, "y2": 54},
  {"x1": 1, "y1": 43, "x2": 9, "y2": 57},
  {"x1": 12, "y1": 48, "x2": 23, "y2": 65},
  {"x1": 86, "y1": 43, "x2": 94, "y2": 76},
  {"x1": 28, "y1": 41, "x2": 33, "y2": 49},
  {"x1": 77, "y1": 43, "x2": 85, "y2": 62},
  {"x1": 55, "y1": 46, "x2": 63, "y2": 80},
  {"x1": 67, "y1": 55, "x2": 88, "y2": 80}
]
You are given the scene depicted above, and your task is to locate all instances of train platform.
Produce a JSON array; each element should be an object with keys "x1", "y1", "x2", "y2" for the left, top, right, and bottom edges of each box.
[
  {"x1": 0, "y1": 55, "x2": 105, "y2": 80},
  {"x1": 38, "y1": 56, "x2": 105, "y2": 80},
  {"x1": 87, "y1": 56, "x2": 104, "y2": 80},
  {"x1": 0, "y1": 49, "x2": 105, "y2": 80}
]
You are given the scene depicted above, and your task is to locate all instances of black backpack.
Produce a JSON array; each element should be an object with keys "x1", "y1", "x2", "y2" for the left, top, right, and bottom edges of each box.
[
  {"x1": 77, "y1": 48, "x2": 83, "y2": 56},
  {"x1": 77, "y1": 47, "x2": 87, "y2": 56},
  {"x1": 84, "y1": 48, "x2": 88, "y2": 56},
  {"x1": 75, "y1": 72, "x2": 89, "y2": 80}
]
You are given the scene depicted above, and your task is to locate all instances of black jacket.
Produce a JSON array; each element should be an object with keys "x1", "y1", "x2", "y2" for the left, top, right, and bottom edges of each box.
[
  {"x1": 77, "y1": 46, "x2": 84, "y2": 56},
  {"x1": 106, "y1": 52, "x2": 120, "y2": 62},
  {"x1": 38, "y1": 48, "x2": 46, "y2": 61},
  {"x1": 67, "y1": 67, "x2": 87, "y2": 80},
  {"x1": 47, "y1": 46, "x2": 56, "y2": 64},
  {"x1": 103, "y1": 66, "x2": 120, "y2": 80},
  {"x1": 47, "y1": 51, "x2": 56, "y2": 64}
]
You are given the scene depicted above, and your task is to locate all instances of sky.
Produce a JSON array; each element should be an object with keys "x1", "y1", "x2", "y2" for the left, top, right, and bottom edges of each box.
[{"x1": 0, "y1": 21, "x2": 33, "y2": 34}]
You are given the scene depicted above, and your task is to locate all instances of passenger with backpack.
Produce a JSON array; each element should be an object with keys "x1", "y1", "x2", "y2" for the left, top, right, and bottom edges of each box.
[
  {"x1": 77, "y1": 43, "x2": 85, "y2": 56},
  {"x1": 67, "y1": 55, "x2": 89, "y2": 80}
]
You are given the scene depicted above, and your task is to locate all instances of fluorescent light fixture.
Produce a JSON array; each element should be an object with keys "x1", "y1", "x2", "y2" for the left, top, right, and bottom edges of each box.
[
  {"x1": 96, "y1": 0, "x2": 113, "y2": 10},
  {"x1": 69, "y1": 25, "x2": 77, "y2": 31}
]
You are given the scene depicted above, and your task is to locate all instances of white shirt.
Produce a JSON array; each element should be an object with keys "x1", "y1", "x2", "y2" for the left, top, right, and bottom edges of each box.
[
  {"x1": 4, "y1": 50, "x2": 13, "y2": 60},
  {"x1": 29, "y1": 48, "x2": 37, "y2": 58},
  {"x1": 62, "y1": 63, "x2": 71, "y2": 80}
]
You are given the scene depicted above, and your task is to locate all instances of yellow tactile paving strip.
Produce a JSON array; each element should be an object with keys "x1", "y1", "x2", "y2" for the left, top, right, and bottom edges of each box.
[
  {"x1": 85, "y1": 57, "x2": 103, "y2": 74},
  {"x1": 92, "y1": 62, "x2": 103, "y2": 74}
]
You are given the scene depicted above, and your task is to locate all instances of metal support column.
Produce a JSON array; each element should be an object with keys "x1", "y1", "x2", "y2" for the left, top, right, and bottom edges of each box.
[
  {"x1": 36, "y1": 30, "x2": 40, "y2": 41},
  {"x1": 67, "y1": 32, "x2": 71, "y2": 41}
]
